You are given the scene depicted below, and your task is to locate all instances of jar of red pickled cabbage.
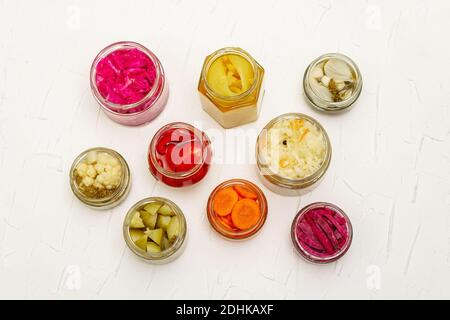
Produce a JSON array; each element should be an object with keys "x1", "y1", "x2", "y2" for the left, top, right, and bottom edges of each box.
[
  {"x1": 148, "y1": 122, "x2": 212, "y2": 188},
  {"x1": 90, "y1": 41, "x2": 169, "y2": 126},
  {"x1": 291, "y1": 202, "x2": 353, "y2": 264}
]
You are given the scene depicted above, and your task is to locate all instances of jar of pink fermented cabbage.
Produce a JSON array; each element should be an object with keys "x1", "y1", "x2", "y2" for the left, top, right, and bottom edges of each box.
[{"x1": 90, "y1": 41, "x2": 169, "y2": 126}]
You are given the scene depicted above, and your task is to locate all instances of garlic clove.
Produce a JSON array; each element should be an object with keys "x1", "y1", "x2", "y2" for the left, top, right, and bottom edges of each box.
[
  {"x1": 324, "y1": 58, "x2": 353, "y2": 81},
  {"x1": 311, "y1": 65, "x2": 324, "y2": 79},
  {"x1": 310, "y1": 78, "x2": 332, "y2": 101},
  {"x1": 334, "y1": 80, "x2": 346, "y2": 91},
  {"x1": 321, "y1": 76, "x2": 331, "y2": 87}
]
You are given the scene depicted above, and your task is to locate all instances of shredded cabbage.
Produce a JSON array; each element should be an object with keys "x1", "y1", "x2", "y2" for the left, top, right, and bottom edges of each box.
[
  {"x1": 262, "y1": 118, "x2": 326, "y2": 179},
  {"x1": 95, "y1": 48, "x2": 156, "y2": 105}
]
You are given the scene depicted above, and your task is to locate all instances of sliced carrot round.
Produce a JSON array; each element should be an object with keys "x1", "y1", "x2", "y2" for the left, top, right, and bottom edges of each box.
[
  {"x1": 218, "y1": 215, "x2": 238, "y2": 231},
  {"x1": 234, "y1": 185, "x2": 257, "y2": 200},
  {"x1": 231, "y1": 199, "x2": 261, "y2": 230},
  {"x1": 213, "y1": 187, "x2": 239, "y2": 217}
]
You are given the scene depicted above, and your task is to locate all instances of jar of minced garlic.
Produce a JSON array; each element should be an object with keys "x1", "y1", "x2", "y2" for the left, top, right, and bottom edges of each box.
[
  {"x1": 256, "y1": 113, "x2": 332, "y2": 196},
  {"x1": 70, "y1": 147, "x2": 131, "y2": 209},
  {"x1": 198, "y1": 47, "x2": 265, "y2": 129}
]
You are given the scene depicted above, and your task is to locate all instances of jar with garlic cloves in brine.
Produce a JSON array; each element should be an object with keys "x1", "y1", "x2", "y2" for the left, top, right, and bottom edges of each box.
[
  {"x1": 198, "y1": 47, "x2": 265, "y2": 129},
  {"x1": 70, "y1": 147, "x2": 131, "y2": 209},
  {"x1": 303, "y1": 53, "x2": 362, "y2": 112}
]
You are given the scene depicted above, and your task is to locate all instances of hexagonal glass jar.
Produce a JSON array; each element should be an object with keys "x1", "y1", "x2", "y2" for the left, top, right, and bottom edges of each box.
[{"x1": 198, "y1": 47, "x2": 265, "y2": 129}]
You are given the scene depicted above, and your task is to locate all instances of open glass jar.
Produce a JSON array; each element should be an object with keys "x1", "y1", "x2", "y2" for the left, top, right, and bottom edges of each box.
[
  {"x1": 198, "y1": 47, "x2": 265, "y2": 129},
  {"x1": 256, "y1": 113, "x2": 332, "y2": 196},
  {"x1": 123, "y1": 197, "x2": 187, "y2": 264},
  {"x1": 90, "y1": 41, "x2": 169, "y2": 126},
  {"x1": 303, "y1": 53, "x2": 362, "y2": 112},
  {"x1": 207, "y1": 179, "x2": 268, "y2": 240},
  {"x1": 70, "y1": 147, "x2": 131, "y2": 209},
  {"x1": 148, "y1": 122, "x2": 212, "y2": 188},
  {"x1": 291, "y1": 202, "x2": 353, "y2": 264}
]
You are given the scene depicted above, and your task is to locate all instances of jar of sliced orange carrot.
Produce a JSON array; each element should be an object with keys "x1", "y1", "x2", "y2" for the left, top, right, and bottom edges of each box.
[{"x1": 206, "y1": 179, "x2": 268, "y2": 240}]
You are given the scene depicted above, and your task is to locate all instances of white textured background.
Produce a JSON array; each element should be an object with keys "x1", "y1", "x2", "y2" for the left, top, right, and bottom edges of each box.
[{"x1": 1, "y1": 0, "x2": 450, "y2": 300}]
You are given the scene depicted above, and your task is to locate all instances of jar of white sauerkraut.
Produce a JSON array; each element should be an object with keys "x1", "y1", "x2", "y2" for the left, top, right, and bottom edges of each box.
[{"x1": 256, "y1": 113, "x2": 332, "y2": 196}]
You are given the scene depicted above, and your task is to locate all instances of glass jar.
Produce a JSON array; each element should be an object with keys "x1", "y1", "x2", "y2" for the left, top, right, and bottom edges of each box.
[
  {"x1": 198, "y1": 47, "x2": 265, "y2": 129},
  {"x1": 303, "y1": 53, "x2": 362, "y2": 112},
  {"x1": 90, "y1": 41, "x2": 169, "y2": 126},
  {"x1": 206, "y1": 179, "x2": 268, "y2": 240},
  {"x1": 291, "y1": 202, "x2": 353, "y2": 264},
  {"x1": 123, "y1": 197, "x2": 187, "y2": 264},
  {"x1": 148, "y1": 122, "x2": 212, "y2": 188},
  {"x1": 256, "y1": 113, "x2": 332, "y2": 196},
  {"x1": 69, "y1": 147, "x2": 131, "y2": 209}
]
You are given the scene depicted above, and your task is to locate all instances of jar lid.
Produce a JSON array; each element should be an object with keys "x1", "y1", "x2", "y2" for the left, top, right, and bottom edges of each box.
[{"x1": 303, "y1": 53, "x2": 362, "y2": 112}]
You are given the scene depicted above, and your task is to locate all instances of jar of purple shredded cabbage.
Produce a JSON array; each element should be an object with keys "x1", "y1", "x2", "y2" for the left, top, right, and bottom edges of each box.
[
  {"x1": 291, "y1": 202, "x2": 353, "y2": 264},
  {"x1": 90, "y1": 41, "x2": 169, "y2": 126}
]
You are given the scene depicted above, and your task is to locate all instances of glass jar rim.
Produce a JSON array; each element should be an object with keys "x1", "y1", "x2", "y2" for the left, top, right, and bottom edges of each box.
[
  {"x1": 201, "y1": 47, "x2": 259, "y2": 102},
  {"x1": 256, "y1": 113, "x2": 332, "y2": 188},
  {"x1": 291, "y1": 202, "x2": 353, "y2": 263},
  {"x1": 206, "y1": 179, "x2": 268, "y2": 240},
  {"x1": 303, "y1": 53, "x2": 363, "y2": 112},
  {"x1": 148, "y1": 122, "x2": 212, "y2": 179},
  {"x1": 123, "y1": 197, "x2": 187, "y2": 261},
  {"x1": 90, "y1": 41, "x2": 164, "y2": 115},
  {"x1": 69, "y1": 147, "x2": 130, "y2": 208}
]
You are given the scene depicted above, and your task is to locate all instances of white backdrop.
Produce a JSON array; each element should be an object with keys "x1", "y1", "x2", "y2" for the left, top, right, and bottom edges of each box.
[{"x1": 0, "y1": 0, "x2": 449, "y2": 299}]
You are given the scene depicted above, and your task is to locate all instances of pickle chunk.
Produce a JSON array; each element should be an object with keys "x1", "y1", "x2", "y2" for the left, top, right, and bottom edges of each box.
[
  {"x1": 146, "y1": 242, "x2": 161, "y2": 254},
  {"x1": 167, "y1": 217, "x2": 180, "y2": 241},
  {"x1": 130, "y1": 211, "x2": 145, "y2": 229},
  {"x1": 145, "y1": 228, "x2": 163, "y2": 246},
  {"x1": 140, "y1": 211, "x2": 158, "y2": 229}
]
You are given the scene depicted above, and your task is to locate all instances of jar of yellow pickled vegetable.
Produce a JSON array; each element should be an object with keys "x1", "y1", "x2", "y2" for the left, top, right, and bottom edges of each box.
[{"x1": 198, "y1": 47, "x2": 265, "y2": 129}]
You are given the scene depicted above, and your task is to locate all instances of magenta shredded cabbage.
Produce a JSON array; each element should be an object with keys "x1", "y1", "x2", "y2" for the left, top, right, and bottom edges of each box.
[
  {"x1": 296, "y1": 207, "x2": 349, "y2": 258},
  {"x1": 95, "y1": 48, "x2": 156, "y2": 105}
]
